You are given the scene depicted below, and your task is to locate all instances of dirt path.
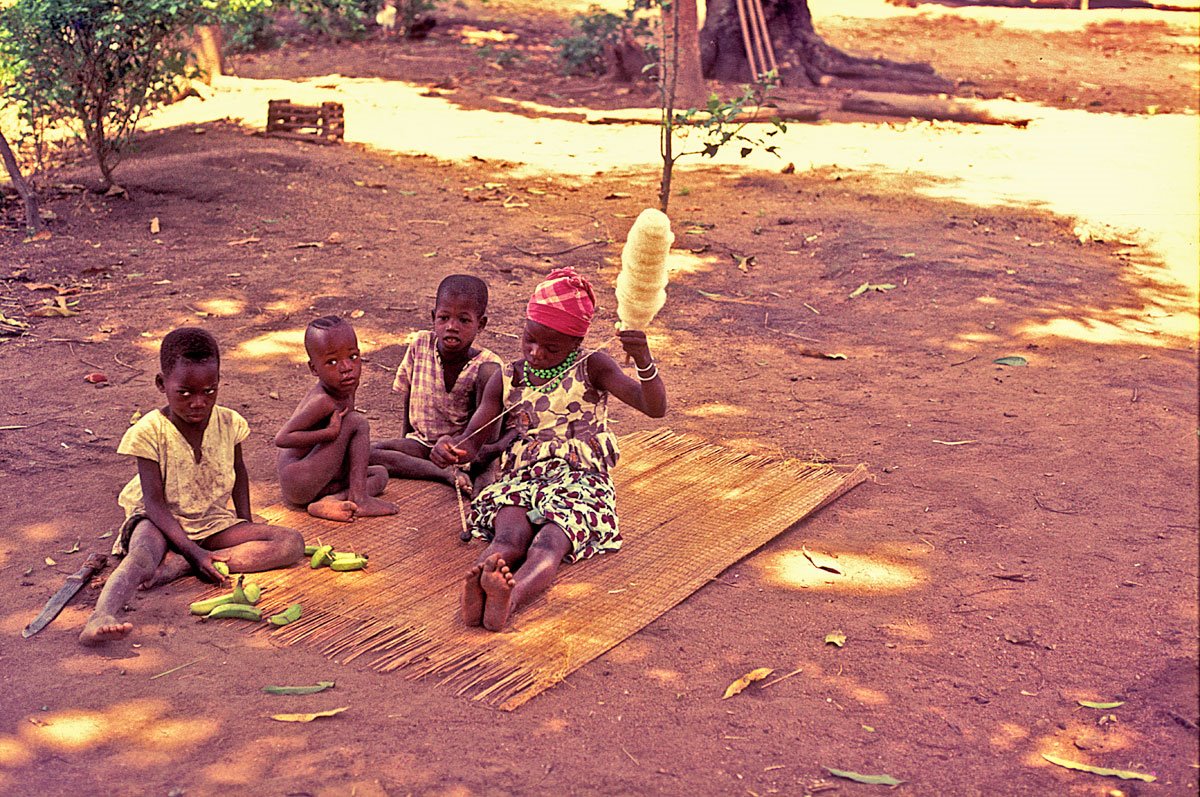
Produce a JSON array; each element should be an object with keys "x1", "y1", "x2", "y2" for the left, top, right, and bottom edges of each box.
[{"x1": 1, "y1": 2, "x2": 1196, "y2": 796}]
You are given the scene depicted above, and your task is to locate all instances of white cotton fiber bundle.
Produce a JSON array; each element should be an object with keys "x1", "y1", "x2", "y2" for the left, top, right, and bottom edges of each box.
[{"x1": 616, "y1": 208, "x2": 674, "y2": 330}]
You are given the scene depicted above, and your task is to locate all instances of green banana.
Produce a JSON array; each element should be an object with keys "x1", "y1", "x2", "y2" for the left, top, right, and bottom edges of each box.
[
  {"x1": 206, "y1": 603, "x2": 263, "y2": 621},
  {"x1": 214, "y1": 561, "x2": 230, "y2": 577},
  {"x1": 329, "y1": 555, "x2": 368, "y2": 572},
  {"x1": 303, "y1": 544, "x2": 320, "y2": 556},
  {"x1": 189, "y1": 590, "x2": 237, "y2": 616},
  {"x1": 310, "y1": 544, "x2": 333, "y2": 569},
  {"x1": 268, "y1": 603, "x2": 303, "y2": 626},
  {"x1": 332, "y1": 551, "x2": 368, "y2": 561},
  {"x1": 242, "y1": 583, "x2": 262, "y2": 605}
]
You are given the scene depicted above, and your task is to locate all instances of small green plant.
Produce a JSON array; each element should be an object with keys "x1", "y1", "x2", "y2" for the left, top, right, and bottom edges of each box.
[{"x1": 0, "y1": 0, "x2": 219, "y2": 189}]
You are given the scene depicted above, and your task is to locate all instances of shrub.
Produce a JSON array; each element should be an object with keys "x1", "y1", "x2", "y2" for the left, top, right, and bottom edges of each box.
[
  {"x1": 221, "y1": 0, "x2": 279, "y2": 52},
  {"x1": 554, "y1": 1, "x2": 653, "y2": 77},
  {"x1": 554, "y1": 6, "x2": 624, "y2": 76},
  {"x1": 0, "y1": 0, "x2": 218, "y2": 188}
]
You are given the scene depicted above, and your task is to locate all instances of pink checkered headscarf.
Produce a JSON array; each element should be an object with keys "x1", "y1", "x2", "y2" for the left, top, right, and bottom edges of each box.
[{"x1": 526, "y1": 267, "x2": 596, "y2": 337}]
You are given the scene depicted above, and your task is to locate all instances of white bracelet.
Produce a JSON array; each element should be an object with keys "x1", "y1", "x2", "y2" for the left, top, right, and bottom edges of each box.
[
  {"x1": 635, "y1": 360, "x2": 656, "y2": 373},
  {"x1": 637, "y1": 365, "x2": 659, "y2": 382}
]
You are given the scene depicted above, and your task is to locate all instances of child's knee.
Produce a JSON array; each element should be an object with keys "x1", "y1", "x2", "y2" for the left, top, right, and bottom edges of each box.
[
  {"x1": 279, "y1": 528, "x2": 306, "y2": 562},
  {"x1": 344, "y1": 410, "x2": 370, "y2": 434}
]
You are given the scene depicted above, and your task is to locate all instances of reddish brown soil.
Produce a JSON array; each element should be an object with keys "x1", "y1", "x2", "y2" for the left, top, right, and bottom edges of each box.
[{"x1": 1, "y1": 3, "x2": 1196, "y2": 796}]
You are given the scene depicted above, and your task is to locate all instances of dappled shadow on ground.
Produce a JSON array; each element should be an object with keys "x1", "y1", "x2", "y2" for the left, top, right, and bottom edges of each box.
[{"x1": 0, "y1": 81, "x2": 1195, "y2": 794}]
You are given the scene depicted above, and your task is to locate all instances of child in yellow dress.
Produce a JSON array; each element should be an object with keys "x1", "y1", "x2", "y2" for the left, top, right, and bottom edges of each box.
[{"x1": 81, "y1": 328, "x2": 304, "y2": 645}]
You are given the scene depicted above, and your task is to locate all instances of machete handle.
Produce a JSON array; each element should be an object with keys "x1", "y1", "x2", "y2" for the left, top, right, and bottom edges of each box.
[{"x1": 82, "y1": 552, "x2": 108, "y2": 577}]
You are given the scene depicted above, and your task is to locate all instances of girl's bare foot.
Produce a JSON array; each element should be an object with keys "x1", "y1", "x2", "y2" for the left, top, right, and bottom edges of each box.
[
  {"x1": 79, "y1": 614, "x2": 133, "y2": 645},
  {"x1": 480, "y1": 554, "x2": 516, "y2": 632},
  {"x1": 308, "y1": 498, "x2": 358, "y2": 522},
  {"x1": 461, "y1": 562, "x2": 486, "y2": 626},
  {"x1": 139, "y1": 551, "x2": 191, "y2": 590},
  {"x1": 353, "y1": 495, "x2": 398, "y2": 517}
]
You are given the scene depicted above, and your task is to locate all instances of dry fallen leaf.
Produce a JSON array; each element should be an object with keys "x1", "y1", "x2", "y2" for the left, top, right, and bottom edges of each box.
[
  {"x1": 227, "y1": 237, "x2": 261, "y2": 246},
  {"x1": 29, "y1": 296, "x2": 80, "y2": 317},
  {"x1": 801, "y1": 545, "x2": 842, "y2": 575},
  {"x1": 722, "y1": 667, "x2": 774, "y2": 699},
  {"x1": 825, "y1": 631, "x2": 847, "y2": 647},
  {"x1": 149, "y1": 217, "x2": 160, "y2": 235},
  {"x1": 23, "y1": 230, "x2": 53, "y2": 243},
  {"x1": 1041, "y1": 753, "x2": 1154, "y2": 782},
  {"x1": 270, "y1": 706, "x2": 349, "y2": 723},
  {"x1": 349, "y1": 309, "x2": 365, "y2": 319},
  {"x1": 45, "y1": 557, "x2": 57, "y2": 566}
]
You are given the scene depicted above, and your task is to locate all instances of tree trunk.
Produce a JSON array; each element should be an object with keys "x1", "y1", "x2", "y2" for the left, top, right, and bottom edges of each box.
[
  {"x1": 699, "y1": 0, "x2": 954, "y2": 93},
  {"x1": 0, "y1": 131, "x2": 43, "y2": 234},
  {"x1": 667, "y1": 0, "x2": 708, "y2": 108}
]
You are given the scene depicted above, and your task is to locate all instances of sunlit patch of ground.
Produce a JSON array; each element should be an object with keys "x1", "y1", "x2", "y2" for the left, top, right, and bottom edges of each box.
[
  {"x1": 144, "y1": 69, "x2": 1197, "y2": 348},
  {"x1": 756, "y1": 546, "x2": 926, "y2": 593}
]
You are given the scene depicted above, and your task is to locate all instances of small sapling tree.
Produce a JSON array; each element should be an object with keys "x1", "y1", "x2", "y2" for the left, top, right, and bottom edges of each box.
[{"x1": 654, "y1": 0, "x2": 786, "y2": 213}]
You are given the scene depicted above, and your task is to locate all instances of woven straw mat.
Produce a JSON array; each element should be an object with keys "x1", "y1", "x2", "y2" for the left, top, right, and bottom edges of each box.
[{"x1": 196, "y1": 428, "x2": 866, "y2": 710}]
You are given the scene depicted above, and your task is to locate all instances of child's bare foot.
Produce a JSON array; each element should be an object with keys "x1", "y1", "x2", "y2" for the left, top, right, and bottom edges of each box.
[
  {"x1": 461, "y1": 562, "x2": 486, "y2": 626},
  {"x1": 308, "y1": 498, "x2": 358, "y2": 522},
  {"x1": 79, "y1": 614, "x2": 133, "y2": 645},
  {"x1": 139, "y1": 551, "x2": 191, "y2": 590},
  {"x1": 480, "y1": 554, "x2": 516, "y2": 632},
  {"x1": 352, "y1": 495, "x2": 398, "y2": 517}
]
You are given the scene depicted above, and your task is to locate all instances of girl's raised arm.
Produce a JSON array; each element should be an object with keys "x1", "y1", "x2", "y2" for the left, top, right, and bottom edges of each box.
[{"x1": 588, "y1": 330, "x2": 666, "y2": 418}]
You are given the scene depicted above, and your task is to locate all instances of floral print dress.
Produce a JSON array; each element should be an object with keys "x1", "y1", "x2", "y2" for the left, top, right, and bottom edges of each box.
[{"x1": 468, "y1": 351, "x2": 622, "y2": 563}]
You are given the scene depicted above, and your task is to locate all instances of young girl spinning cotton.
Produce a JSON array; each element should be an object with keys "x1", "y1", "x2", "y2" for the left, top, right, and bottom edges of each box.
[{"x1": 432, "y1": 267, "x2": 667, "y2": 631}]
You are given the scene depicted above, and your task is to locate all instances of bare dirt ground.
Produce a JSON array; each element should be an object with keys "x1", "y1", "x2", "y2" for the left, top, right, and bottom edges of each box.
[{"x1": 1, "y1": 2, "x2": 1197, "y2": 795}]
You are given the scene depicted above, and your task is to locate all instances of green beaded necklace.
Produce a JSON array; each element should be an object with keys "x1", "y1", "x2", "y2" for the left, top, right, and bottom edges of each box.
[{"x1": 523, "y1": 349, "x2": 579, "y2": 394}]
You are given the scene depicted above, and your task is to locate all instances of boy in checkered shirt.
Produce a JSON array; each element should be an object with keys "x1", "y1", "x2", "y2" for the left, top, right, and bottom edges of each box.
[{"x1": 371, "y1": 275, "x2": 511, "y2": 495}]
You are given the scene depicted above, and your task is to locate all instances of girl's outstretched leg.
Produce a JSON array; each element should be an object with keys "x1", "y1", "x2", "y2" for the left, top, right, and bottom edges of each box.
[
  {"x1": 462, "y1": 506, "x2": 534, "y2": 627},
  {"x1": 483, "y1": 523, "x2": 572, "y2": 632},
  {"x1": 81, "y1": 520, "x2": 168, "y2": 645}
]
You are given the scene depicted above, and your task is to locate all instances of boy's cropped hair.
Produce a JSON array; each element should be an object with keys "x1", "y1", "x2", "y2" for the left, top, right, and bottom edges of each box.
[
  {"x1": 304, "y1": 315, "x2": 351, "y2": 352},
  {"x1": 160, "y1": 327, "x2": 220, "y2": 375},
  {"x1": 436, "y1": 275, "x2": 489, "y2": 315}
]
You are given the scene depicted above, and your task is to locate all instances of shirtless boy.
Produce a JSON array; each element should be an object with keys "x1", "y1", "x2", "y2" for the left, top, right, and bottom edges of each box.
[{"x1": 276, "y1": 316, "x2": 398, "y2": 521}]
